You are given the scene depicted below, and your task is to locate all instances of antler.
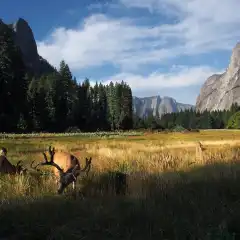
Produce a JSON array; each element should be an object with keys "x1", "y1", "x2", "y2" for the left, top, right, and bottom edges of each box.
[
  {"x1": 31, "y1": 146, "x2": 63, "y2": 172},
  {"x1": 16, "y1": 160, "x2": 23, "y2": 167},
  {"x1": 83, "y1": 157, "x2": 92, "y2": 175},
  {"x1": 48, "y1": 146, "x2": 55, "y2": 161},
  {"x1": 74, "y1": 157, "x2": 92, "y2": 176}
]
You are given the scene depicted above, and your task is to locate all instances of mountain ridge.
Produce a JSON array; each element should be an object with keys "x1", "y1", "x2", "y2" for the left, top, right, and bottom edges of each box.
[
  {"x1": 133, "y1": 95, "x2": 194, "y2": 118},
  {"x1": 196, "y1": 42, "x2": 240, "y2": 112},
  {"x1": 1, "y1": 17, "x2": 55, "y2": 76}
]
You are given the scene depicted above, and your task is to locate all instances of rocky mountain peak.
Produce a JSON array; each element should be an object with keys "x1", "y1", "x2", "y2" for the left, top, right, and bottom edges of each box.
[
  {"x1": 196, "y1": 42, "x2": 240, "y2": 112},
  {"x1": 133, "y1": 95, "x2": 194, "y2": 118},
  {"x1": 0, "y1": 17, "x2": 55, "y2": 76},
  {"x1": 12, "y1": 18, "x2": 38, "y2": 63},
  {"x1": 227, "y1": 42, "x2": 240, "y2": 75}
]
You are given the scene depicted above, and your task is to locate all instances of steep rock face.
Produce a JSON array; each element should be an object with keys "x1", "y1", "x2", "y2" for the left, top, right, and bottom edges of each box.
[
  {"x1": 3, "y1": 18, "x2": 55, "y2": 76},
  {"x1": 133, "y1": 95, "x2": 194, "y2": 118},
  {"x1": 196, "y1": 42, "x2": 240, "y2": 112},
  {"x1": 13, "y1": 18, "x2": 38, "y2": 65}
]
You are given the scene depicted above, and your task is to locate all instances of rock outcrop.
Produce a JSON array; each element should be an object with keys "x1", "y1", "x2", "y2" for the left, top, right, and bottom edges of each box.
[
  {"x1": 133, "y1": 95, "x2": 194, "y2": 118},
  {"x1": 2, "y1": 18, "x2": 55, "y2": 76},
  {"x1": 196, "y1": 42, "x2": 240, "y2": 112}
]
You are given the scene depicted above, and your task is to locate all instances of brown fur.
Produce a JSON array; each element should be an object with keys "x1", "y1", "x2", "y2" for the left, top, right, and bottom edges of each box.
[
  {"x1": 0, "y1": 155, "x2": 24, "y2": 174},
  {"x1": 50, "y1": 151, "x2": 80, "y2": 179}
]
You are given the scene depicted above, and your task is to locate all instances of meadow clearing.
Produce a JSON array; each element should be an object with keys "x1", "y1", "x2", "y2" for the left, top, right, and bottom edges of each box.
[{"x1": 1, "y1": 130, "x2": 240, "y2": 239}]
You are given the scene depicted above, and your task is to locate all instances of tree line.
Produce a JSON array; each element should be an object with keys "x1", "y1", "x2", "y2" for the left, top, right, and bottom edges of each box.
[
  {"x1": 134, "y1": 103, "x2": 240, "y2": 130},
  {"x1": 26, "y1": 67, "x2": 133, "y2": 132}
]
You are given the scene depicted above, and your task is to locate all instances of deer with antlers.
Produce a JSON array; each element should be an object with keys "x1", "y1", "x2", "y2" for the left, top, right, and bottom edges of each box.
[
  {"x1": 31, "y1": 146, "x2": 92, "y2": 194},
  {"x1": 0, "y1": 147, "x2": 27, "y2": 175}
]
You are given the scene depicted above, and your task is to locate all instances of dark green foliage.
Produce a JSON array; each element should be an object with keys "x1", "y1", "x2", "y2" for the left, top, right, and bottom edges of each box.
[
  {"x1": 227, "y1": 111, "x2": 240, "y2": 129},
  {"x1": 172, "y1": 125, "x2": 186, "y2": 132},
  {"x1": 136, "y1": 105, "x2": 240, "y2": 131},
  {"x1": 0, "y1": 21, "x2": 27, "y2": 132},
  {"x1": 17, "y1": 113, "x2": 27, "y2": 133},
  {"x1": 23, "y1": 69, "x2": 134, "y2": 132}
]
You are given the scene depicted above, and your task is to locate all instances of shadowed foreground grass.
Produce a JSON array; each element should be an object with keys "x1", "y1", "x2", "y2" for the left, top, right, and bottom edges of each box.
[{"x1": 1, "y1": 162, "x2": 240, "y2": 239}]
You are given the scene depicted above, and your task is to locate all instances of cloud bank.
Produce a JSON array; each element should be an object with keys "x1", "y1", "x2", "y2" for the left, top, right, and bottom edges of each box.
[{"x1": 37, "y1": 0, "x2": 240, "y2": 99}]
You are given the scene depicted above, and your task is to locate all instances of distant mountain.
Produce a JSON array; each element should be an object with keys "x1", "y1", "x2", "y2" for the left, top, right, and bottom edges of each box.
[
  {"x1": 196, "y1": 42, "x2": 240, "y2": 112},
  {"x1": 133, "y1": 95, "x2": 194, "y2": 118},
  {"x1": 1, "y1": 18, "x2": 55, "y2": 76}
]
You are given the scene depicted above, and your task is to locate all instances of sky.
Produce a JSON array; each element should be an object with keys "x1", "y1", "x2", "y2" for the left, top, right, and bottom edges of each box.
[{"x1": 1, "y1": 0, "x2": 240, "y2": 105}]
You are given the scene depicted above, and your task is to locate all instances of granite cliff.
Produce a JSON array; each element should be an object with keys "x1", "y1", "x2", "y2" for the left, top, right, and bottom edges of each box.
[
  {"x1": 1, "y1": 18, "x2": 55, "y2": 76},
  {"x1": 196, "y1": 42, "x2": 240, "y2": 112},
  {"x1": 133, "y1": 95, "x2": 194, "y2": 118}
]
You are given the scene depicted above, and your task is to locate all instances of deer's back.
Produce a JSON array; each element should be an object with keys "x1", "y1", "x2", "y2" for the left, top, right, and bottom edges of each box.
[
  {"x1": 52, "y1": 152, "x2": 80, "y2": 175},
  {"x1": 0, "y1": 156, "x2": 15, "y2": 174}
]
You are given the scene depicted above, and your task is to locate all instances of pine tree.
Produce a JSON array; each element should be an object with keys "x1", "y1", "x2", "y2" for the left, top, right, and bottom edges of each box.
[
  {"x1": 106, "y1": 82, "x2": 115, "y2": 130},
  {"x1": 17, "y1": 113, "x2": 27, "y2": 133},
  {"x1": 0, "y1": 22, "x2": 27, "y2": 132},
  {"x1": 27, "y1": 77, "x2": 40, "y2": 131},
  {"x1": 98, "y1": 83, "x2": 109, "y2": 130},
  {"x1": 44, "y1": 73, "x2": 58, "y2": 131},
  {"x1": 81, "y1": 78, "x2": 92, "y2": 130}
]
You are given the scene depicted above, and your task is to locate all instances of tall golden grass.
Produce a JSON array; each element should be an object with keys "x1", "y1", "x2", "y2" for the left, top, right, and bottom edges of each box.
[
  {"x1": 1, "y1": 131, "x2": 240, "y2": 199},
  {"x1": 1, "y1": 130, "x2": 240, "y2": 238}
]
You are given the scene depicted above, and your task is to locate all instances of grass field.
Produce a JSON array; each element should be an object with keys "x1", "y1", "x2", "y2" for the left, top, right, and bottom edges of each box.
[{"x1": 1, "y1": 130, "x2": 240, "y2": 239}]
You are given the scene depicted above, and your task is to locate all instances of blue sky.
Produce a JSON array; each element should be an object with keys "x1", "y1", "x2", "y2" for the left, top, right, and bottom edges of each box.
[{"x1": 1, "y1": 0, "x2": 240, "y2": 105}]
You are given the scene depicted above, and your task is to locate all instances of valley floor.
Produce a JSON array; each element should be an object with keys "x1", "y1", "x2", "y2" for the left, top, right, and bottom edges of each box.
[{"x1": 1, "y1": 130, "x2": 240, "y2": 239}]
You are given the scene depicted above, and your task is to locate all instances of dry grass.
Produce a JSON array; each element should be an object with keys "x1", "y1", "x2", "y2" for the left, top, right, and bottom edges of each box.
[{"x1": 1, "y1": 130, "x2": 240, "y2": 239}]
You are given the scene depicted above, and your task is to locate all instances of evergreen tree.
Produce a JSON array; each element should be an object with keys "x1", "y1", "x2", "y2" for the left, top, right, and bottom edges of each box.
[
  {"x1": 0, "y1": 22, "x2": 27, "y2": 132},
  {"x1": 106, "y1": 82, "x2": 115, "y2": 130}
]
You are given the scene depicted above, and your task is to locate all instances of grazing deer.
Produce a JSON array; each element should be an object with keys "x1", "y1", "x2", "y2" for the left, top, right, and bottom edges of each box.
[
  {"x1": 0, "y1": 147, "x2": 27, "y2": 175},
  {"x1": 31, "y1": 146, "x2": 92, "y2": 194},
  {"x1": 195, "y1": 141, "x2": 206, "y2": 162}
]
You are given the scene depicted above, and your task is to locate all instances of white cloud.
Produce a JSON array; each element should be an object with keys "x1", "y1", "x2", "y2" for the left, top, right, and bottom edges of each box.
[
  {"x1": 120, "y1": 0, "x2": 240, "y2": 51},
  {"x1": 37, "y1": 0, "x2": 240, "y2": 73},
  {"x1": 37, "y1": 14, "x2": 157, "y2": 71},
  {"x1": 88, "y1": 65, "x2": 223, "y2": 91}
]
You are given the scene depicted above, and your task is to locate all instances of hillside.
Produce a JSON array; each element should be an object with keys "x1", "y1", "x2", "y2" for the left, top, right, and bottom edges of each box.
[
  {"x1": 1, "y1": 18, "x2": 55, "y2": 76},
  {"x1": 133, "y1": 95, "x2": 194, "y2": 118},
  {"x1": 196, "y1": 42, "x2": 240, "y2": 112}
]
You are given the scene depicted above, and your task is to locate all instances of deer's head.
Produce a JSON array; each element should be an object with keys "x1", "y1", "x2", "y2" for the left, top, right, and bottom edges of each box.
[
  {"x1": 15, "y1": 160, "x2": 28, "y2": 174},
  {"x1": 56, "y1": 157, "x2": 92, "y2": 194}
]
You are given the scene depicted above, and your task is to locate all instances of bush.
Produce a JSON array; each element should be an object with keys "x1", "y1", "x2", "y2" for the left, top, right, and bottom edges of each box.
[
  {"x1": 65, "y1": 126, "x2": 81, "y2": 133},
  {"x1": 172, "y1": 125, "x2": 186, "y2": 132},
  {"x1": 227, "y1": 111, "x2": 240, "y2": 129}
]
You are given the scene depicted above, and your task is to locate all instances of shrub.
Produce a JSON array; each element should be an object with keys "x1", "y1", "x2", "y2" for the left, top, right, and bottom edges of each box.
[
  {"x1": 172, "y1": 125, "x2": 186, "y2": 132},
  {"x1": 65, "y1": 126, "x2": 81, "y2": 133},
  {"x1": 227, "y1": 111, "x2": 240, "y2": 129}
]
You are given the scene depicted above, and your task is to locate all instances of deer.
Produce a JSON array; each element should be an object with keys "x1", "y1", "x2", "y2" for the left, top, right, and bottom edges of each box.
[
  {"x1": 31, "y1": 146, "x2": 92, "y2": 194},
  {"x1": 0, "y1": 147, "x2": 28, "y2": 175},
  {"x1": 195, "y1": 141, "x2": 206, "y2": 162}
]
